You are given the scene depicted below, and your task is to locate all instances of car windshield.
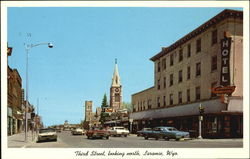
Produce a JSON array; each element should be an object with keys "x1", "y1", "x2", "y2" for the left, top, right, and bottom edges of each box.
[
  {"x1": 39, "y1": 129, "x2": 56, "y2": 133},
  {"x1": 167, "y1": 127, "x2": 178, "y2": 131},
  {"x1": 115, "y1": 127, "x2": 125, "y2": 130}
]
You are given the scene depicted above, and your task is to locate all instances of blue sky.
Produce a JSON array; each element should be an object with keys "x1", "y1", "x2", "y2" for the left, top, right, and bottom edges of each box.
[{"x1": 7, "y1": 7, "x2": 242, "y2": 127}]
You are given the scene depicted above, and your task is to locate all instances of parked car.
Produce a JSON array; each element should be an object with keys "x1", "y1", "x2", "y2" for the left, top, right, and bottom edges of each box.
[
  {"x1": 143, "y1": 127, "x2": 190, "y2": 141},
  {"x1": 37, "y1": 128, "x2": 57, "y2": 142},
  {"x1": 136, "y1": 128, "x2": 152, "y2": 137},
  {"x1": 71, "y1": 128, "x2": 85, "y2": 135},
  {"x1": 56, "y1": 128, "x2": 62, "y2": 133},
  {"x1": 86, "y1": 127, "x2": 110, "y2": 139},
  {"x1": 108, "y1": 126, "x2": 129, "y2": 137}
]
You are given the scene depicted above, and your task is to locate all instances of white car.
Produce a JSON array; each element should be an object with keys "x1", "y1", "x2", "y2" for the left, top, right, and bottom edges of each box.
[
  {"x1": 37, "y1": 128, "x2": 57, "y2": 142},
  {"x1": 109, "y1": 126, "x2": 129, "y2": 137},
  {"x1": 71, "y1": 128, "x2": 85, "y2": 135}
]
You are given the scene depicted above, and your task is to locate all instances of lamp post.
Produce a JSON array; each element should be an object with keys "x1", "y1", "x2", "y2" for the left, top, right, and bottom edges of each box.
[
  {"x1": 24, "y1": 42, "x2": 53, "y2": 142},
  {"x1": 198, "y1": 103, "x2": 205, "y2": 139}
]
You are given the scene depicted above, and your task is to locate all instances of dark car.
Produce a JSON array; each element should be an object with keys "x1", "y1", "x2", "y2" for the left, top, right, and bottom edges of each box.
[
  {"x1": 86, "y1": 127, "x2": 110, "y2": 139},
  {"x1": 137, "y1": 128, "x2": 152, "y2": 137},
  {"x1": 144, "y1": 127, "x2": 190, "y2": 141}
]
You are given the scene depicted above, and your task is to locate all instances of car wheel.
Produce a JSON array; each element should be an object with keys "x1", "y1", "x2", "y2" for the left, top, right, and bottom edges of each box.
[
  {"x1": 175, "y1": 138, "x2": 180, "y2": 141},
  {"x1": 124, "y1": 135, "x2": 127, "y2": 137},
  {"x1": 164, "y1": 137, "x2": 169, "y2": 141},
  {"x1": 106, "y1": 136, "x2": 109, "y2": 139},
  {"x1": 87, "y1": 136, "x2": 90, "y2": 139},
  {"x1": 155, "y1": 137, "x2": 159, "y2": 140},
  {"x1": 54, "y1": 139, "x2": 57, "y2": 142},
  {"x1": 144, "y1": 136, "x2": 148, "y2": 140}
]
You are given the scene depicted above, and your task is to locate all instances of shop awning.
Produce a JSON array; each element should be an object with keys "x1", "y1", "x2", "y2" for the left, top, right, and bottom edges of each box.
[{"x1": 130, "y1": 99, "x2": 228, "y2": 121}]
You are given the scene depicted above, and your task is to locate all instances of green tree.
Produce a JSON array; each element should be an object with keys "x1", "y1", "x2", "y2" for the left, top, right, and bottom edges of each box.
[
  {"x1": 99, "y1": 93, "x2": 109, "y2": 125},
  {"x1": 122, "y1": 102, "x2": 132, "y2": 112}
]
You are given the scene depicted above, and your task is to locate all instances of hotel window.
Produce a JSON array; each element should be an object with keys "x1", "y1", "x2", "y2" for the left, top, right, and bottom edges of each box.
[
  {"x1": 211, "y1": 56, "x2": 217, "y2": 71},
  {"x1": 196, "y1": 62, "x2": 201, "y2": 76},
  {"x1": 211, "y1": 82, "x2": 217, "y2": 98},
  {"x1": 158, "y1": 62, "x2": 161, "y2": 72},
  {"x1": 143, "y1": 101, "x2": 146, "y2": 110},
  {"x1": 170, "y1": 53, "x2": 174, "y2": 66},
  {"x1": 196, "y1": 86, "x2": 201, "y2": 100},
  {"x1": 178, "y1": 70, "x2": 183, "y2": 83},
  {"x1": 157, "y1": 97, "x2": 160, "y2": 107},
  {"x1": 170, "y1": 74, "x2": 174, "y2": 86},
  {"x1": 179, "y1": 49, "x2": 183, "y2": 62},
  {"x1": 169, "y1": 94, "x2": 173, "y2": 105},
  {"x1": 147, "y1": 99, "x2": 152, "y2": 109},
  {"x1": 157, "y1": 79, "x2": 160, "y2": 90},
  {"x1": 162, "y1": 58, "x2": 166, "y2": 70},
  {"x1": 211, "y1": 29, "x2": 217, "y2": 45},
  {"x1": 178, "y1": 91, "x2": 182, "y2": 104},
  {"x1": 187, "y1": 66, "x2": 191, "y2": 80},
  {"x1": 187, "y1": 44, "x2": 191, "y2": 57},
  {"x1": 187, "y1": 89, "x2": 190, "y2": 102},
  {"x1": 163, "y1": 77, "x2": 166, "y2": 88},
  {"x1": 163, "y1": 96, "x2": 166, "y2": 107},
  {"x1": 196, "y1": 38, "x2": 201, "y2": 53}
]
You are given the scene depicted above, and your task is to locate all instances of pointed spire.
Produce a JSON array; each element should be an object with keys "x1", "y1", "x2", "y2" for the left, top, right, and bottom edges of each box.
[{"x1": 111, "y1": 58, "x2": 121, "y2": 87}]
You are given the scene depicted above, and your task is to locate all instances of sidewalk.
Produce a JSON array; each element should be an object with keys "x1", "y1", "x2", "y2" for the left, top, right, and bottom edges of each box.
[{"x1": 8, "y1": 131, "x2": 38, "y2": 148}]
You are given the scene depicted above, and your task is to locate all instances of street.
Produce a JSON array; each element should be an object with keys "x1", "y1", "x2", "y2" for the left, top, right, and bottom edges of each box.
[{"x1": 11, "y1": 131, "x2": 243, "y2": 148}]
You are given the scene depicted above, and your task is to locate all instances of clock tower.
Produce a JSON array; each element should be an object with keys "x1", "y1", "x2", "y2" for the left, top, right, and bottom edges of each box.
[{"x1": 110, "y1": 59, "x2": 122, "y2": 112}]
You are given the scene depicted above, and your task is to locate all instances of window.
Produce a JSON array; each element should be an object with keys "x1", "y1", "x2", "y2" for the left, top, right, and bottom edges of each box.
[
  {"x1": 178, "y1": 70, "x2": 183, "y2": 83},
  {"x1": 157, "y1": 97, "x2": 160, "y2": 107},
  {"x1": 158, "y1": 62, "x2": 161, "y2": 72},
  {"x1": 143, "y1": 101, "x2": 146, "y2": 110},
  {"x1": 170, "y1": 74, "x2": 174, "y2": 86},
  {"x1": 147, "y1": 99, "x2": 152, "y2": 109},
  {"x1": 170, "y1": 53, "x2": 174, "y2": 66},
  {"x1": 211, "y1": 82, "x2": 217, "y2": 98},
  {"x1": 163, "y1": 96, "x2": 166, "y2": 107},
  {"x1": 196, "y1": 38, "x2": 201, "y2": 53},
  {"x1": 211, "y1": 29, "x2": 217, "y2": 45},
  {"x1": 211, "y1": 56, "x2": 217, "y2": 71},
  {"x1": 179, "y1": 49, "x2": 183, "y2": 62},
  {"x1": 187, "y1": 44, "x2": 191, "y2": 57},
  {"x1": 187, "y1": 66, "x2": 191, "y2": 80},
  {"x1": 196, "y1": 62, "x2": 201, "y2": 76},
  {"x1": 163, "y1": 77, "x2": 166, "y2": 88},
  {"x1": 196, "y1": 86, "x2": 201, "y2": 100},
  {"x1": 157, "y1": 79, "x2": 160, "y2": 90},
  {"x1": 187, "y1": 89, "x2": 190, "y2": 102},
  {"x1": 178, "y1": 91, "x2": 182, "y2": 104},
  {"x1": 115, "y1": 93, "x2": 120, "y2": 102},
  {"x1": 169, "y1": 94, "x2": 173, "y2": 105},
  {"x1": 162, "y1": 58, "x2": 166, "y2": 70}
]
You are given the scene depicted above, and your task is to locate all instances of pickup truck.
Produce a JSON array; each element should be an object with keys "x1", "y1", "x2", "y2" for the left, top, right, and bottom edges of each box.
[
  {"x1": 108, "y1": 126, "x2": 129, "y2": 137},
  {"x1": 143, "y1": 126, "x2": 190, "y2": 141},
  {"x1": 86, "y1": 127, "x2": 110, "y2": 139}
]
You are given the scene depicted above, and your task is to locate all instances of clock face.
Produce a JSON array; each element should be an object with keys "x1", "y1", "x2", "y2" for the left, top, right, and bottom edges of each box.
[{"x1": 115, "y1": 88, "x2": 119, "y2": 92}]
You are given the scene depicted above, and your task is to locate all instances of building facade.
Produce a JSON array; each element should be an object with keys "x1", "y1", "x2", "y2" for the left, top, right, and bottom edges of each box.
[
  {"x1": 110, "y1": 59, "x2": 123, "y2": 112},
  {"x1": 7, "y1": 46, "x2": 23, "y2": 135},
  {"x1": 131, "y1": 9, "x2": 243, "y2": 138}
]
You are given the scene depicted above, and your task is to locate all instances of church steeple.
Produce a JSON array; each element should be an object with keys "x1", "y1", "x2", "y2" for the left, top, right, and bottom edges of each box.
[
  {"x1": 110, "y1": 58, "x2": 122, "y2": 112},
  {"x1": 111, "y1": 58, "x2": 121, "y2": 87}
]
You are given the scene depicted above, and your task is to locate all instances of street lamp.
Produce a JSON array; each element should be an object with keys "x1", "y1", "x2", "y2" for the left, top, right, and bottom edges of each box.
[
  {"x1": 24, "y1": 42, "x2": 53, "y2": 142},
  {"x1": 198, "y1": 103, "x2": 205, "y2": 139}
]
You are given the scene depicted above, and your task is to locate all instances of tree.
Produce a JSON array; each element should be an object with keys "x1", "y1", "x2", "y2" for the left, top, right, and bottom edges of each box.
[
  {"x1": 122, "y1": 102, "x2": 133, "y2": 112},
  {"x1": 99, "y1": 93, "x2": 110, "y2": 125}
]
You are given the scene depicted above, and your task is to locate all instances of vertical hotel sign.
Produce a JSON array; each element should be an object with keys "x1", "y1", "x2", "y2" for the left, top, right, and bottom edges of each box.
[{"x1": 220, "y1": 36, "x2": 231, "y2": 86}]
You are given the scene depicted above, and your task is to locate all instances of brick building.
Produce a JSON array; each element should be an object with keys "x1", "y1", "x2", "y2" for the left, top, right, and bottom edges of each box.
[{"x1": 131, "y1": 9, "x2": 243, "y2": 138}]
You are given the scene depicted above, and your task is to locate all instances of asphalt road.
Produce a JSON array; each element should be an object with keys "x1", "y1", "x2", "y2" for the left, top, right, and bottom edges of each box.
[{"x1": 25, "y1": 131, "x2": 243, "y2": 148}]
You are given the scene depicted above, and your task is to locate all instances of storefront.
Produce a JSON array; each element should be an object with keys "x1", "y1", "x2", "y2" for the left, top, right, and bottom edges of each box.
[
  {"x1": 130, "y1": 98, "x2": 243, "y2": 138},
  {"x1": 7, "y1": 106, "x2": 13, "y2": 136}
]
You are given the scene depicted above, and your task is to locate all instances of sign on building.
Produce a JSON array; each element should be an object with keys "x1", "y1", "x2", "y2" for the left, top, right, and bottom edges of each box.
[{"x1": 220, "y1": 36, "x2": 231, "y2": 86}]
